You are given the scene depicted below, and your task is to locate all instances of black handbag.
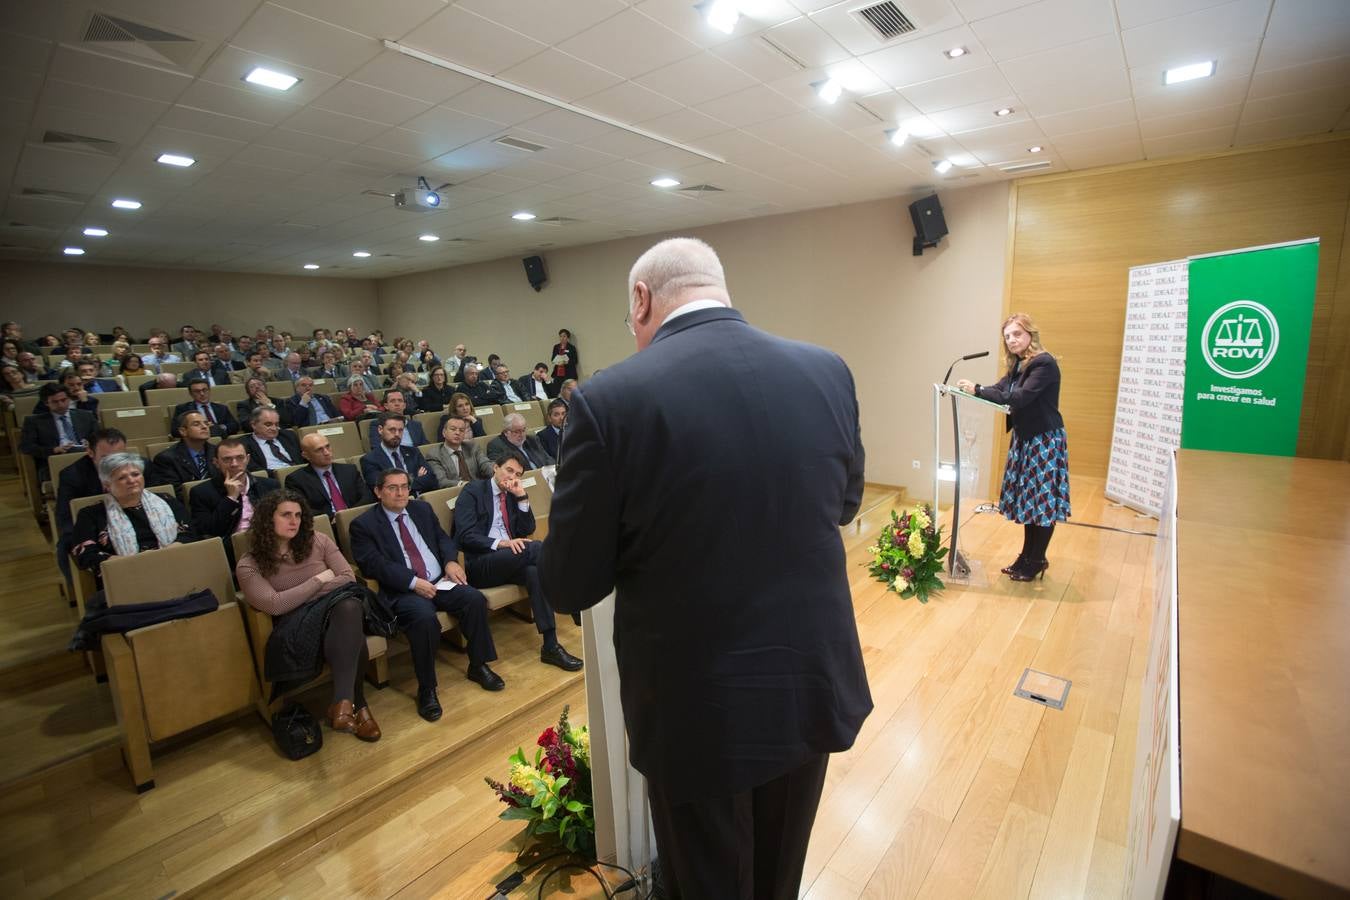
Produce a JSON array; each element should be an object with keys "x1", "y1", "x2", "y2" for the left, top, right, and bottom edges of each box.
[{"x1": 271, "y1": 702, "x2": 322, "y2": 760}]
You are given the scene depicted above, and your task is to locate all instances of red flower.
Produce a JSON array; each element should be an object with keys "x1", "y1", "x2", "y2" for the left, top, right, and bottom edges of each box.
[
  {"x1": 881, "y1": 562, "x2": 890, "y2": 570},
  {"x1": 538, "y1": 726, "x2": 558, "y2": 748}
]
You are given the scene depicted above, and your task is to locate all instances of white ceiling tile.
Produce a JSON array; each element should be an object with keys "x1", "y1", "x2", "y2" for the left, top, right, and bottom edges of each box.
[
  {"x1": 709, "y1": 32, "x2": 809, "y2": 83},
  {"x1": 697, "y1": 84, "x2": 802, "y2": 127},
  {"x1": 634, "y1": 0, "x2": 752, "y2": 48},
  {"x1": 1129, "y1": 41, "x2": 1260, "y2": 98},
  {"x1": 1056, "y1": 142, "x2": 1144, "y2": 170},
  {"x1": 1000, "y1": 34, "x2": 1131, "y2": 116},
  {"x1": 971, "y1": 0, "x2": 1115, "y2": 62},
  {"x1": 1120, "y1": 0, "x2": 1271, "y2": 72},
  {"x1": 498, "y1": 50, "x2": 625, "y2": 103},
  {"x1": 1115, "y1": 0, "x2": 1236, "y2": 30},
  {"x1": 1142, "y1": 125, "x2": 1235, "y2": 158},
  {"x1": 520, "y1": 109, "x2": 618, "y2": 143},
  {"x1": 860, "y1": 26, "x2": 989, "y2": 88},
  {"x1": 349, "y1": 50, "x2": 478, "y2": 104},
  {"x1": 638, "y1": 107, "x2": 732, "y2": 142},
  {"x1": 1130, "y1": 76, "x2": 1249, "y2": 119},
  {"x1": 39, "y1": 79, "x2": 169, "y2": 125},
  {"x1": 1139, "y1": 103, "x2": 1240, "y2": 139},
  {"x1": 1034, "y1": 98, "x2": 1138, "y2": 135},
  {"x1": 961, "y1": 135, "x2": 1053, "y2": 166},
  {"x1": 312, "y1": 80, "x2": 432, "y2": 126},
  {"x1": 1264, "y1": 0, "x2": 1350, "y2": 43},
  {"x1": 636, "y1": 53, "x2": 759, "y2": 106},
  {"x1": 339, "y1": 143, "x2": 425, "y2": 174},
  {"x1": 762, "y1": 17, "x2": 851, "y2": 69},
  {"x1": 232, "y1": 144, "x2": 329, "y2": 175},
  {"x1": 33, "y1": 102, "x2": 156, "y2": 147},
  {"x1": 578, "y1": 128, "x2": 668, "y2": 159},
  {"x1": 440, "y1": 84, "x2": 555, "y2": 127},
  {"x1": 928, "y1": 95, "x2": 1027, "y2": 133},
  {"x1": 576, "y1": 82, "x2": 685, "y2": 121},
  {"x1": 231, "y1": 2, "x2": 383, "y2": 77},
  {"x1": 1051, "y1": 121, "x2": 1141, "y2": 153},
  {"x1": 255, "y1": 127, "x2": 356, "y2": 159},
  {"x1": 457, "y1": 0, "x2": 628, "y2": 46},
  {"x1": 526, "y1": 142, "x2": 618, "y2": 171},
  {"x1": 1235, "y1": 109, "x2": 1343, "y2": 144},
  {"x1": 0, "y1": 30, "x2": 53, "y2": 74},
  {"x1": 951, "y1": 0, "x2": 1041, "y2": 20},
  {"x1": 900, "y1": 65, "x2": 1014, "y2": 113},
  {"x1": 558, "y1": 9, "x2": 702, "y2": 79},
  {"x1": 271, "y1": 0, "x2": 446, "y2": 41},
  {"x1": 813, "y1": 0, "x2": 964, "y2": 56},
  {"x1": 176, "y1": 80, "x2": 303, "y2": 125},
  {"x1": 283, "y1": 106, "x2": 390, "y2": 143},
  {"x1": 364, "y1": 126, "x2": 462, "y2": 160},
  {"x1": 1241, "y1": 85, "x2": 1350, "y2": 122},
  {"x1": 0, "y1": 70, "x2": 43, "y2": 104},
  {"x1": 142, "y1": 126, "x2": 250, "y2": 161},
  {"x1": 853, "y1": 90, "x2": 923, "y2": 127},
  {"x1": 402, "y1": 5, "x2": 549, "y2": 76},
  {"x1": 48, "y1": 45, "x2": 192, "y2": 105},
  {"x1": 1249, "y1": 56, "x2": 1350, "y2": 100},
  {"x1": 16, "y1": 145, "x2": 120, "y2": 194},
  {"x1": 1255, "y1": 30, "x2": 1350, "y2": 73}
]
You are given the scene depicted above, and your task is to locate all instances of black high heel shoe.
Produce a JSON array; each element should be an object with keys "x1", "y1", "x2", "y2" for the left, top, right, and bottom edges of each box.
[
  {"x1": 1000, "y1": 555, "x2": 1025, "y2": 575},
  {"x1": 1008, "y1": 559, "x2": 1049, "y2": 582}
]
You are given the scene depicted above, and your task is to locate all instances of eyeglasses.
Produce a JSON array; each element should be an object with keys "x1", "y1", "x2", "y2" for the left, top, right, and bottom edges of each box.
[{"x1": 624, "y1": 308, "x2": 636, "y2": 336}]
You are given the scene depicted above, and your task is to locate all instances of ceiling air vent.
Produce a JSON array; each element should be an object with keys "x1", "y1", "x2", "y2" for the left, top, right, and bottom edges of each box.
[
  {"x1": 536, "y1": 217, "x2": 580, "y2": 226},
  {"x1": 20, "y1": 187, "x2": 91, "y2": 204},
  {"x1": 42, "y1": 130, "x2": 122, "y2": 156},
  {"x1": 852, "y1": 102, "x2": 883, "y2": 123},
  {"x1": 854, "y1": 2, "x2": 918, "y2": 41},
  {"x1": 758, "y1": 35, "x2": 807, "y2": 71},
  {"x1": 494, "y1": 136, "x2": 549, "y2": 153},
  {"x1": 79, "y1": 12, "x2": 200, "y2": 67},
  {"x1": 1000, "y1": 160, "x2": 1053, "y2": 174},
  {"x1": 677, "y1": 184, "x2": 724, "y2": 193}
]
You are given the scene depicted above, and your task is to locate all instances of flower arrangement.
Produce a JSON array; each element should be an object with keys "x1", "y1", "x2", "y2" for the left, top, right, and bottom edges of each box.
[
  {"x1": 486, "y1": 705, "x2": 595, "y2": 858},
  {"x1": 866, "y1": 504, "x2": 947, "y2": 603}
]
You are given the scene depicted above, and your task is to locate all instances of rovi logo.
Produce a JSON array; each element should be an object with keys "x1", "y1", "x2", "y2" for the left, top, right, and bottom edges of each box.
[{"x1": 1201, "y1": 299, "x2": 1280, "y2": 379}]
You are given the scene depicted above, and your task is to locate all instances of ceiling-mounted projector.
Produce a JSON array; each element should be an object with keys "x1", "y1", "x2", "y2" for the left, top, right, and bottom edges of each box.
[{"x1": 363, "y1": 175, "x2": 451, "y2": 213}]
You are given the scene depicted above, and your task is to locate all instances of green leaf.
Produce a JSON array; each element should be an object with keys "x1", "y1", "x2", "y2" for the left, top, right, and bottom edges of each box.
[
  {"x1": 500, "y1": 806, "x2": 537, "y2": 821},
  {"x1": 565, "y1": 800, "x2": 585, "y2": 813},
  {"x1": 552, "y1": 775, "x2": 569, "y2": 791}
]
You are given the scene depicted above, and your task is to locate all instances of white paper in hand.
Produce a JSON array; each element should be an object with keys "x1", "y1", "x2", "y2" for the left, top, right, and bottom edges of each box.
[{"x1": 432, "y1": 579, "x2": 460, "y2": 591}]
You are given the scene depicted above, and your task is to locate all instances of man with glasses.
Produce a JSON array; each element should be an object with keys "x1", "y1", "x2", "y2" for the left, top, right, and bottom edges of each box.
[
  {"x1": 240, "y1": 406, "x2": 300, "y2": 474},
  {"x1": 187, "y1": 437, "x2": 278, "y2": 559},
  {"x1": 486, "y1": 413, "x2": 554, "y2": 469},
  {"x1": 174, "y1": 379, "x2": 238, "y2": 438},
  {"x1": 492, "y1": 364, "x2": 524, "y2": 403},
  {"x1": 140, "y1": 336, "x2": 181, "y2": 373},
  {"x1": 425, "y1": 416, "x2": 494, "y2": 489}
]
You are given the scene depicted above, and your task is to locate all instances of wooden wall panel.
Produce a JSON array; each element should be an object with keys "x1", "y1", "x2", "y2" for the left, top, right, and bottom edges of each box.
[{"x1": 1004, "y1": 137, "x2": 1350, "y2": 480}]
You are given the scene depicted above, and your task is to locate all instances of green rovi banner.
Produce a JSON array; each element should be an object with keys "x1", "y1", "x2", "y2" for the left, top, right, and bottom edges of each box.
[{"x1": 1181, "y1": 239, "x2": 1318, "y2": 455}]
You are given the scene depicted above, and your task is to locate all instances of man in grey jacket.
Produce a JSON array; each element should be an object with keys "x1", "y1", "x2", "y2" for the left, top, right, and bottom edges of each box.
[{"x1": 425, "y1": 415, "x2": 494, "y2": 489}]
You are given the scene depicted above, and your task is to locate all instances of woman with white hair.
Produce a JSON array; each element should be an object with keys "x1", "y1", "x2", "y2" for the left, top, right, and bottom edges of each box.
[
  {"x1": 338, "y1": 375, "x2": 383, "y2": 421},
  {"x1": 70, "y1": 452, "x2": 195, "y2": 581}
]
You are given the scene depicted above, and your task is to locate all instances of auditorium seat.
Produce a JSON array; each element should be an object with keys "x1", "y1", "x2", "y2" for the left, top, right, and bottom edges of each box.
[
  {"x1": 412, "y1": 411, "x2": 442, "y2": 440},
  {"x1": 101, "y1": 537, "x2": 258, "y2": 791},
  {"x1": 160, "y1": 362, "x2": 194, "y2": 377},
  {"x1": 95, "y1": 391, "x2": 144, "y2": 410},
  {"x1": 297, "y1": 420, "x2": 362, "y2": 459},
  {"x1": 473, "y1": 404, "x2": 503, "y2": 432},
  {"x1": 265, "y1": 380, "x2": 297, "y2": 399},
  {"x1": 146, "y1": 435, "x2": 221, "y2": 461},
  {"x1": 504, "y1": 401, "x2": 544, "y2": 429},
  {"x1": 273, "y1": 463, "x2": 306, "y2": 485},
  {"x1": 210, "y1": 383, "x2": 247, "y2": 405},
  {"x1": 143, "y1": 386, "x2": 191, "y2": 406},
  {"x1": 123, "y1": 373, "x2": 155, "y2": 392},
  {"x1": 101, "y1": 406, "x2": 172, "y2": 443}
]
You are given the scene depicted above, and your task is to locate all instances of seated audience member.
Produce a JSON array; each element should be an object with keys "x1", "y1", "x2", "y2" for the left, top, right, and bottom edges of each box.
[
  {"x1": 454, "y1": 450, "x2": 581, "y2": 672},
  {"x1": 72, "y1": 452, "x2": 195, "y2": 583},
  {"x1": 212, "y1": 343, "x2": 244, "y2": 379},
  {"x1": 518, "y1": 364, "x2": 551, "y2": 404},
  {"x1": 492, "y1": 364, "x2": 525, "y2": 403},
  {"x1": 268, "y1": 336, "x2": 291, "y2": 365},
  {"x1": 138, "y1": 372, "x2": 177, "y2": 406},
  {"x1": 538, "y1": 400, "x2": 566, "y2": 460},
  {"x1": 75, "y1": 360, "x2": 120, "y2": 393},
  {"x1": 418, "y1": 348, "x2": 439, "y2": 372},
  {"x1": 288, "y1": 432, "x2": 371, "y2": 517},
  {"x1": 116, "y1": 352, "x2": 145, "y2": 389},
  {"x1": 1, "y1": 364, "x2": 40, "y2": 408},
  {"x1": 382, "y1": 360, "x2": 407, "y2": 389},
  {"x1": 21, "y1": 382, "x2": 96, "y2": 477},
  {"x1": 310, "y1": 349, "x2": 346, "y2": 381},
  {"x1": 361, "y1": 413, "x2": 436, "y2": 495},
  {"x1": 2, "y1": 321, "x2": 38, "y2": 353},
  {"x1": 457, "y1": 364, "x2": 502, "y2": 407},
  {"x1": 15, "y1": 350, "x2": 50, "y2": 384},
  {"x1": 557, "y1": 379, "x2": 578, "y2": 405},
  {"x1": 350, "y1": 468, "x2": 503, "y2": 720},
  {"x1": 140, "y1": 336, "x2": 181, "y2": 373},
  {"x1": 56, "y1": 343, "x2": 86, "y2": 371},
  {"x1": 148, "y1": 411, "x2": 217, "y2": 487},
  {"x1": 277, "y1": 352, "x2": 305, "y2": 383},
  {"x1": 232, "y1": 335, "x2": 254, "y2": 365},
  {"x1": 486, "y1": 414, "x2": 555, "y2": 469},
  {"x1": 339, "y1": 376, "x2": 383, "y2": 421},
  {"x1": 236, "y1": 376, "x2": 280, "y2": 423},
  {"x1": 234, "y1": 352, "x2": 274, "y2": 385},
  {"x1": 49, "y1": 370, "x2": 99, "y2": 415},
  {"x1": 391, "y1": 371, "x2": 426, "y2": 405},
  {"x1": 425, "y1": 416, "x2": 494, "y2": 489},
  {"x1": 242, "y1": 406, "x2": 301, "y2": 473},
  {"x1": 365, "y1": 389, "x2": 426, "y2": 447},
  {"x1": 182, "y1": 349, "x2": 232, "y2": 387},
  {"x1": 175, "y1": 380, "x2": 238, "y2": 438},
  {"x1": 171, "y1": 325, "x2": 199, "y2": 357},
  {"x1": 57, "y1": 427, "x2": 130, "y2": 538},
  {"x1": 438, "y1": 392, "x2": 487, "y2": 438},
  {"x1": 445, "y1": 343, "x2": 466, "y2": 378},
  {"x1": 188, "y1": 437, "x2": 279, "y2": 548},
  {"x1": 420, "y1": 366, "x2": 455, "y2": 412},
  {"x1": 347, "y1": 356, "x2": 378, "y2": 391},
  {"x1": 1, "y1": 338, "x2": 21, "y2": 366},
  {"x1": 235, "y1": 490, "x2": 381, "y2": 741},
  {"x1": 285, "y1": 376, "x2": 340, "y2": 426}
]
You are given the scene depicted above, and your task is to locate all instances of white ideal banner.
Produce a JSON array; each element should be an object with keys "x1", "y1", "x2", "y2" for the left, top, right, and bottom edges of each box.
[{"x1": 1105, "y1": 260, "x2": 1189, "y2": 516}]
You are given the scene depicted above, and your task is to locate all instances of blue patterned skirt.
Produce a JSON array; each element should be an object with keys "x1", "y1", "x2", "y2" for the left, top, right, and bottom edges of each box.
[{"x1": 1000, "y1": 428, "x2": 1071, "y2": 526}]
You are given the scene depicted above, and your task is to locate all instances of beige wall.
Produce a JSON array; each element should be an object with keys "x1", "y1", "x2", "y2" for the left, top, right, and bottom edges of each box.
[
  {"x1": 0, "y1": 261, "x2": 379, "y2": 341},
  {"x1": 378, "y1": 182, "x2": 1013, "y2": 495}
]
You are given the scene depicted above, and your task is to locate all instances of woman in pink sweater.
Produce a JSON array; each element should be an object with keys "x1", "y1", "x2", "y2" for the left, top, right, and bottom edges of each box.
[{"x1": 237, "y1": 489, "x2": 381, "y2": 742}]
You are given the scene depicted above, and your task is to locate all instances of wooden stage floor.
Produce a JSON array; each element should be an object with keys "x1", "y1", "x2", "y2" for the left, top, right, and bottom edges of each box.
[{"x1": 0, "y1": 477, "x2": 1156, "y2": 899}]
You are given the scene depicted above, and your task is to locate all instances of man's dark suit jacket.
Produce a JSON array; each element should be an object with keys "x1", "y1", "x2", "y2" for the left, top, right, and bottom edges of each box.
[
  {"x1": 20, "y1": 409, "x2": 97, "y2": 464},
  {"x1": 309, "y1": 366, "x2": 346, "y2": 381},
  {"x1": 84, "y1": 378, "x2": 123, "y2": 393},
  {"x1": 349, "y1": 499, "x2": 458, "y2": 594},
  {"x1": 147, "y1": 440, "x2": 218, "y2": 487},
  {"x1": 241, "y1": 430, "x2": 302, "y2": 473},
  {"x1": 173, "y1": 401, "x2": 238, "y2": 437},
  {"x1": 539, "y1": 306, "x2": 870, "y2": 804},
  {"x1": 453, "y1": 478, "x2": 535, "y2": 559},
  {"x1": 537, "y1": 425, "x2": 562, "y2": 460},
  {"x1": 459, "y1": 379, "x2": 503, "y2": 407},
  {"x1": 56, "y1": 454, "x2": 105, "y2": 535},
  {"x1": 485, "y1": 433, "x2": 555, "y2": 469},
  {"x1": 365, "y1": 417, "x2": 427, "y2": 448},
  {"x1": 182, "y1": 366, "x2": 234, "y2": 387},
  {"x1": 287, "y1": 463, "x2": 372, "y2": 517},
  {"x1": 284, "y1": 392, "x2": 342, "y2": 427},
  {"x1": 188, "y1": 473, "x2": 279, "y2": 539},
  {"x1": 360, "y1": 444, "x2": 437, "y2": 495}
]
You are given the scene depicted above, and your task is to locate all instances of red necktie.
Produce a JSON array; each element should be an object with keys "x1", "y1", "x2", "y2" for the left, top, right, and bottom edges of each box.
[
  {"x1": 201, "y1": 403, "x2": 215, "y2": 424},
  {"x1": 324, "y1": 470, "x2": 347, "y2": 511},
  {"x1": 499, "y1": 490, "x2": 513, "y2": 540},
  {"x1": 396, "y1": 513, "x2": 428, "y2": 580}
]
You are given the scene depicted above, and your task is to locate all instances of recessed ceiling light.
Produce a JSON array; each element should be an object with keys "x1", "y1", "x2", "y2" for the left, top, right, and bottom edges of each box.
[
  {"x1": 512, "y1": 211, "x2": 537, "y2": 221},
  {"x1": 244, "y1": 66, "x2": 300, "y2": 91},
  {"x1": 111, "y1": 198, "x2": 141, "y2": 210},
  {"x1": 705, "y1": 0, "x2": 739, "y2": 35},
  {"x1": 1028, "y1": 145, "x2": 1043, "y2": 153},
  {"x1": 815, "y1": 78, "x2": 843, "y2": 104},
  {"x1": 418, "y1": 234, "x2": 440, "y2": 242},
  {"x1": 83, "y1": 227, "x2": 108, "y2": 237},
  {"x1": 887, "y1": 128, "x2": 909, "y2": 147},
  {"x1": 943, "y1": 46, "x2": 968, "y2": 59},
  {"x1": 1164, "y1": 60, "x2": 1215, "y2": 85},
  {"x1": 352, "y1": 250, "x2": 372, "y2": 258},
  {"x1": 902, "y1": 116, "x2": 941, "y2": 138},
  {"x1": 156, "y1": 152, "x2": 195, "y2": 167},
  {"x1": 651, "y1": 177, "x2": 681, "y2": 188},
  {"x1": 64, "y1": 247, "x2": 85, "y2": 256},
  {"x1": 994, "y1": 107, "x2": 1014, "y2": 117},
  {"x1": 933, "y1": 159, "x2": 953, "y2": 174},
  {"x1": 303, "y1": 263, "x2": 320, "y2": 270}
]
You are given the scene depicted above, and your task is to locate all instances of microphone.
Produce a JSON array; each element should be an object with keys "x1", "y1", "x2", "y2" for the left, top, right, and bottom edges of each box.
[{"x1": 943, "y1": 351, "x2": 989, "y2": 385}]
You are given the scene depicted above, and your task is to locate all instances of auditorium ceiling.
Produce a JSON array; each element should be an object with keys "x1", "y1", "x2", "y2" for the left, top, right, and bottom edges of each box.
[{"x1": 1, "y1": 0, "x2": 1346, "y2": 276}]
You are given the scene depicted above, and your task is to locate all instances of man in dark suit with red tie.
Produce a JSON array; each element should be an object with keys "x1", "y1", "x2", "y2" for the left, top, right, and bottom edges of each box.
[
  {"x1": 288, "y1": 432, "x2": 371, "y2": 517},
  {"x1": 349, "y1": 468, "x2": 503, "y2": 722},
  {"x1": 540, "y1": 238, "x2": 871, "y2": 899},
  {"x1": 454, "y1": 449, "x2": 582, "y2": 673}
]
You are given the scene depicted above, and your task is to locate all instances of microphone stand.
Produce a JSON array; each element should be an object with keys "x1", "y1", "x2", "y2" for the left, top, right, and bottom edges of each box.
[{"x1": 941, "y1": 352, "x2": 989, "y2": 579}]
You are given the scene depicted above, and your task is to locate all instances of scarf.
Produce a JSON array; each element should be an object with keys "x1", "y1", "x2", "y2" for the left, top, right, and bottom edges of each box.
[{"x1": 103, "y1": 490, "x2": 180, "y2": 557}]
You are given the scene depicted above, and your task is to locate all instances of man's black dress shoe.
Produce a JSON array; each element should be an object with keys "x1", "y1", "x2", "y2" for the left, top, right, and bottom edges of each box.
[
  {"x1": 417, "y1": 687, "x2": 442, "y2": 722},
  {"x1": 541, "y1": 643, "x2": 583, "y2": 672},
  {"x1": 467, "y1": 664, "x2": 505, "y2": 691}
]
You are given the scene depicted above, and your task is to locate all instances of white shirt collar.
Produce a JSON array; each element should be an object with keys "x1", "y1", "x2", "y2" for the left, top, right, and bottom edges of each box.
[{"x1": 663, "y1": 298, "x2": 730, "y2": 324}]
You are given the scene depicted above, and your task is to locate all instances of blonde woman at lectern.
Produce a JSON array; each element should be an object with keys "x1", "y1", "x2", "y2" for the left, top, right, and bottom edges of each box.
[{"x1": 956, "y1": 312, "x2": 1070, "y2": 581}]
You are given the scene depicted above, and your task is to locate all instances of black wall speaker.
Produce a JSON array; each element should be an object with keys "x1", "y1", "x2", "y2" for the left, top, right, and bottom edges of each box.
[
  {"x1": 522, "y1": 255, "x2": 547, "y2": 292},
  {"x1": 909, "y1": 194, "x2": 948, "y2": 256}
]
